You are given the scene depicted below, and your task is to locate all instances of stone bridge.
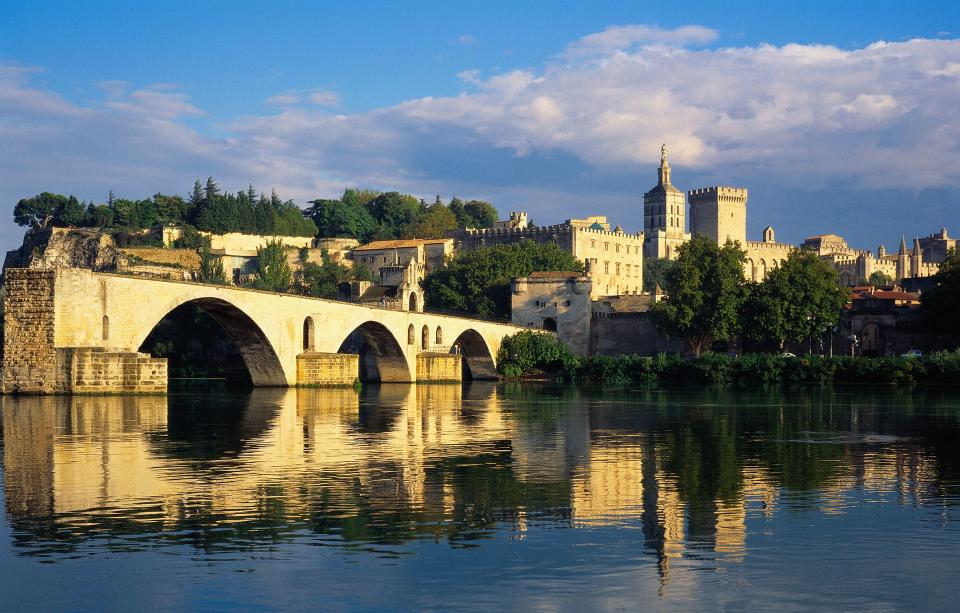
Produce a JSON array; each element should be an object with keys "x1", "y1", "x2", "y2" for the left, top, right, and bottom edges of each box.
[{"x1": 2, "y1": 268, "x2": 528, "y2": 394}]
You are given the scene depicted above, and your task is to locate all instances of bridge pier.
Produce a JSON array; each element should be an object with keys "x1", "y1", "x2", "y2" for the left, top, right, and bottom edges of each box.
[
  {"x1": 296, "y1": 352, "x2": 359, "y2": 386},
  {"x1": 416, "y1": 352, "x2": 462, "y2": 382}
]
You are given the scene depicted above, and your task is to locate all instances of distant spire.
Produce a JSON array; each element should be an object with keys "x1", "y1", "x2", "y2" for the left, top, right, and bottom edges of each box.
[
  {"x1": 912, "y1": 236, "x2": 922, "y2": 256},
  {"x1": 898, "y1": 235, "x2": 908, "y2": 255},
  {"x1": 657, "y1": 143, "x2": 672, "y2": 185}
]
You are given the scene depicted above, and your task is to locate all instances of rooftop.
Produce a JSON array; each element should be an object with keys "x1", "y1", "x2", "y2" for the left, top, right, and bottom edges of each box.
[{"x1": 353, "y1": 238, "x2": 451, "y2": 251}]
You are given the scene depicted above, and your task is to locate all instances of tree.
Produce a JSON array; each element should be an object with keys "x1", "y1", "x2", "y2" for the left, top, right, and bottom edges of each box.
[
  {"x1": 643, "y1": 257, "x2": 676, "y2": 292},
  {"x1": 365, "y1": 192, "x2": 422, "y2": 239},
  {"x1": 921, "y1": 247, "x2": 960, "y2": 344},
  {"x1": 449, "y1": 197, "x2": 498, "y2": 228},
  {"x1": 298, "y1": 251, "x2": 353, "y2": 298},
  {"x1": 422, "y1": 240, "x2": 583, "y2": 318},
  {"x1": 463, "y1": 200, "x2": 498, "y2": 228},
  {"x1": 868, "y1": 271, "x2": 893, "y2": 287},
  {"x1": 14, "y1": 192, "x2": 68, "y2": 228},
  {"x1": 742, "y1": 249, "x2": 848, "y2": 352},
  {"x1": 198, "y1": 246, "x2": 226, "y2": 284},
  {"x1": 204, "y1": 177, "x2": 220, "y2": 203},
  {"x1": 306, "y1": 198, "x2": 376, "y2": 240},
  {"x1": 252, "y1": 239, "x2": 292, "y2": 292},
  {"x1": 404, "y1": 203, "x2": 457, "y2": 238},
  {"x1": 651, "y1": 235, "x2": 747, "y2": 356}
]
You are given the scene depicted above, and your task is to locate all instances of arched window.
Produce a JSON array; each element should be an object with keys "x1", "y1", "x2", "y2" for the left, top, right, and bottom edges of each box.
[
  {"x1": 421, "y1": 325, "x2": 430, "y2": 350},
  {"x1": 102, "y1": 315, "x2": 110, "y2": 341},
  {"x1": 408, "y1": 292, "x2": 418, "y2": 312},
  {"x1": 435, "y1": 326, "x2": 443, "y2": 345},
  {"x1": 303, "y1": 316, "x2": 315, "y2": 351},
  {"x1": 408, "y1": 323, "x2": 415, "y2": 345},
  {"x1": 542, "y1": 317, "x2": 557, "y2": 332}
]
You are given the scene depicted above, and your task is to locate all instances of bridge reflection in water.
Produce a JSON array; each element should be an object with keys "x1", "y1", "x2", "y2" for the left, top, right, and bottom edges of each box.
[{"x1": 2, "y1": 385, "x2": 958, "y2": 592}]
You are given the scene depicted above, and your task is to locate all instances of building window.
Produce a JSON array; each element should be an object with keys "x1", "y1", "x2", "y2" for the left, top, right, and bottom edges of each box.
[
  {"x1": 604, "y1": 242, "x2": 609, "y2": 251},
  {"x1": 564, "y1": 300, "x2": 571, "y2": 307},
  {"x1": 591, "y1": 239, "x2": 596, "y2": 248},
  {"x1": 408, "y1": 324, "x2": 415, "y2": 344},
  {"x1": 616, "y1": 244, "x2": 620, "y2": 253},
  {"x1": 616, "y1": 262, "x2": 621, "y2": 275},
  {"x1": 435, "y1": 326, "x2": 443, "y2": 345},
  {"x1": 604, "y1": 261, "x2": 609, "y2": 274},
  {"x1": 102, "y1": 315, "x2": 109, "y2": 341},
  {"x1": 422, "y1": 325, "x2": 429, "y2": 350}
]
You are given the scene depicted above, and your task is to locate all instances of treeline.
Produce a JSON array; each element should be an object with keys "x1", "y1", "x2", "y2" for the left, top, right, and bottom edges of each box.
[
  {"x1": 496, "y1": 331, "x2": 960, "y2": 387},
  {"x1": 13, "y1": 178, "x2": 316, "y2": 237},
  {"x1": 306, "y1": 189, "x2": 498, "y2": 243},
  {"x1": 13, "y1": 183, "x2": 500, "y2": 243}
]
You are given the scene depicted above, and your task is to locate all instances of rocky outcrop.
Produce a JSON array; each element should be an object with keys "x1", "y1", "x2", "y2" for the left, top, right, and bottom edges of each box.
[{"x1": 3, "y1": 227, "x2": 127, "y2": 272}]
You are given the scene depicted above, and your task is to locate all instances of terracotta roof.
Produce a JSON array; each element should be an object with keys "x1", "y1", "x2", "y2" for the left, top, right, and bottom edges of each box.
[
  {"x1": 853, "y1": 290, "x2": 919, "y2": 301},
  {"x1": 353, "y1": 238, "x2": 450, "y2": 251},
  {"x1": 873, "y1": 291, "x2": 920, "y2": 300},
  {"x1": 528, "y1": 271, "x2": 583, "y2": 280}
]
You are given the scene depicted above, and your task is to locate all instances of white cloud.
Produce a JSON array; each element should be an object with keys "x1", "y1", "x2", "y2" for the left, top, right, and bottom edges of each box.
[
  {"x1": 456, "y1": 34, "x2": 478, "y2": 46},
  {"x1": 563, "y1": 24, "x2": 718, "y2": 57}
]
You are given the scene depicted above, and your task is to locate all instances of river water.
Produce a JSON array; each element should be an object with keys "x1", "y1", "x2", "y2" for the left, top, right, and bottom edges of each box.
[{"x1": 1, "y1": 383, "x2": 959, "y2": 611}]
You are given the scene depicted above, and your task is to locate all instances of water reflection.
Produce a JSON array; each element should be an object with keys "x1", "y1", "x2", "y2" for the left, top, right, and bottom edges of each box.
[{"x1": 2, "y1": 384, "x2": 960, "y2": 589}]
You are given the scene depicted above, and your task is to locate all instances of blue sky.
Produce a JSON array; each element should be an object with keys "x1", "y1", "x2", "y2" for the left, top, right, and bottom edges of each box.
[{"x1": 1, "y1": 0, "x2": 959, "y2": 253}]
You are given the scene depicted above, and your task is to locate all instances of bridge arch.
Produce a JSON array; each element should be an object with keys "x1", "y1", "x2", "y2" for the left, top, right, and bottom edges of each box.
[
  {"x1": 139, "y1": 297, "x2": 287, "y2": 386},
  {"x1": 452, "y1": 329, "x2": 497, "y2": 380},
  {"x1": 337, "y1": 321, "x2": 411, "y2": 382}
]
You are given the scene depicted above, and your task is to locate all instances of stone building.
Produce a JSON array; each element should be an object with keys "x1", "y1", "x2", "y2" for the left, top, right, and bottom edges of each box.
[
  {"x1": 510, "y1": 272, "x2": 593, "y2": 354},
  {"x1": 643, "y1": 144, "x2": 690, "y2": 260},
  {"x1": 805, "y1": 233, "x2": 940, "y2": 286},
  {"x1": 350, "y1": 238, "x2": 453, "y2": 278},
  {"x1": 511, "y1": 273, "x2": 682, "y2": 356},
  {"x1": 454, "y1": 216, "x2": 644, "y2": 299},
  {"x1": 843, "y1": 287, "x2": 931, "y2": 357}
]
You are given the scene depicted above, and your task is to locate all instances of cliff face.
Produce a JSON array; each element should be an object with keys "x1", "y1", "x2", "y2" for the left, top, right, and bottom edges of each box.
[{"x1": 3, "y1": 228, "x2": 127, "y2": 272}]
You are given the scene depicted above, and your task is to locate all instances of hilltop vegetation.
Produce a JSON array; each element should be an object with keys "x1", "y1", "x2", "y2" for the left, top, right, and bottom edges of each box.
[{"x1": 13, "y1": 183, "x2": 499, "y2": 243}]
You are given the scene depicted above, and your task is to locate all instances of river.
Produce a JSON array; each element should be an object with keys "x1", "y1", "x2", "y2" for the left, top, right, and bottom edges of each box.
[{"x1": 1, "y1": 383, "x2": 959, "y2": 611}]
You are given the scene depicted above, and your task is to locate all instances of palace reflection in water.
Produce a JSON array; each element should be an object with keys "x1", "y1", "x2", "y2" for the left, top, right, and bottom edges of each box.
[{"x1": 3, "y1": 384, "x2": 960, "y2": 604}]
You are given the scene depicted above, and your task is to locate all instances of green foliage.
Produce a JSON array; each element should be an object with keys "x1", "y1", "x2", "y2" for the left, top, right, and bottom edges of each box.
[
  {"x1": 921, "y1": 248, "x2": 960, "y2": 344},
  {"x1": 251, "y1": 239, "x2": 293, "y2": 292},
  {"x1": 305, "y1": 197, "x2": 377, "y2": 241},
  {"x1": 496, "y1": 330, "x2": 578, "y2": 378},
  {"x1": 404, "y1": 203, "x2": 458, "y2": 238},
  {"x1": 353, "y1": 263, "x2": 373, "y2": 282},
  {"x1": 198, "y1": 246, "x2": 226, "y2": 284},
  {"x1": 450, "y1": 197, "x2": 498, "y2": 228},
  {"x1": 742, "y1": 250, "x2": 848, "y2": 351},
  {"x1": 868, "y1": 270, "x2": 893, "y2": 286},
  {"x1": 643, "y1": 257, "x2": 675, "y2": 292},
  {"x1": 652, "y1": 236, "x2": 747, "y2": 356},
  {"x1": 14, "y1": 192, "x2": 84, "y2": 229},
  {"x1": 566, "y1": 351, "x2": 960, "y2": 387},
  {"x1": 423, "y1": 240, "x2": 584, "y2": 318},
  {"x1": 297, "y1": 250, "x2": 357, "y2": 298},
  {"x1": 173, "y1": 227, "x2": 211, "y2": 250},
  {"x1": 365, "y1": 192, "x2": 423, "y2": 239}
]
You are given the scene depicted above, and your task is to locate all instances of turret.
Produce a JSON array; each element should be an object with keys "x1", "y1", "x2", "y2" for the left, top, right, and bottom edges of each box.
[
  {"x1": 658, "y1": 142, "x2": 671, "y2": 186},
  {"x1": 763, "y1": 226, "x2": 775, "y2": 243},
  {"x1": 878, "y1": 244, "x2": 886, "y2": 258},
  {"x1": 896, "y1": 235, "x2": 909, "y2": 281},
  {"x1": 911, "y1": 236, "x2": 923, "y2": 277}
]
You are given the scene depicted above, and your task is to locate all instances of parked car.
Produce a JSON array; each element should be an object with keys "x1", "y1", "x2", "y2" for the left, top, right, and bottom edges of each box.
[
  {"x1": 901, "y1": 349, "x2": 923, "y2": 358},
  {"x1": 779, "y1": 352, "x2": 797, "y2": 358}
]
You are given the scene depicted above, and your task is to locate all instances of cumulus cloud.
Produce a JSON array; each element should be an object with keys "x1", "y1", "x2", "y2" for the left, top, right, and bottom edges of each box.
[
  {"x1": 456, "y1": 34, "x2": 479, "y2": 46},
  {"x1": 2, "y1": 28, "x2": 960, "y2": 251}
]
